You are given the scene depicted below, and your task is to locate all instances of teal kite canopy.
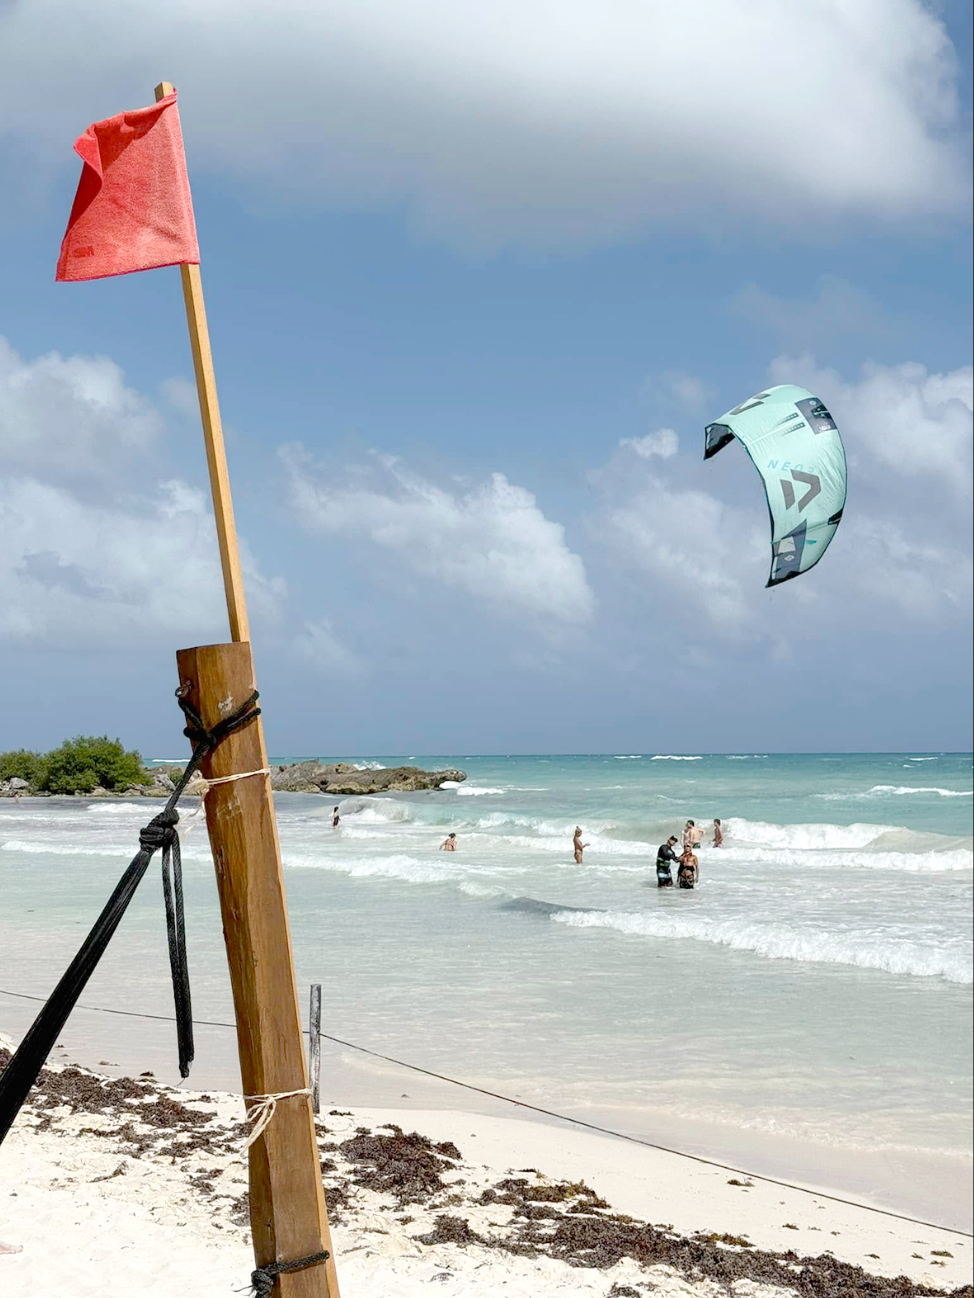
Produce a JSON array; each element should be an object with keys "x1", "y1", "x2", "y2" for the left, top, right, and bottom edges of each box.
[{"x1": 704, "y1": 384, "x2": 847, "y2": 587}]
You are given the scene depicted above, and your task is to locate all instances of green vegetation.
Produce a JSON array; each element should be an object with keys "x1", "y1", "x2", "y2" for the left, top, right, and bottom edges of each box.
[
  {"x1": 0, "y1": 737, "x2": 150, "y2": 795},
  {"x1": 0, "y1": 748, "x2": 48, "y2": 785}
]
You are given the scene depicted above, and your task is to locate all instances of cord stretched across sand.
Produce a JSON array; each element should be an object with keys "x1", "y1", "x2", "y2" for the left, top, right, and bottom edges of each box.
[{"x1": 0, "y1": 986, "x2": 969, "y2": 1240}]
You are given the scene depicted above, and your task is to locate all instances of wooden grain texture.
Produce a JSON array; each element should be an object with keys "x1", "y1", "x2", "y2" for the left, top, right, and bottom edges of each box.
[
  {"x1": 309, "y1": 985, "x2": 322, "y2": 1114},
  {"x1": 177, "y1": 642, "x2": 339, "y2": 1298},
  {"x1": 155, "y1": 80, "x2": 250, "y2": 644}
]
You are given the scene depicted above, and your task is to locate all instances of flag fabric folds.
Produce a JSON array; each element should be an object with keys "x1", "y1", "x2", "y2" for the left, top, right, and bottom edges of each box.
[{"x1": 56, "y1": 93, "x2": 199, "y2": 282}]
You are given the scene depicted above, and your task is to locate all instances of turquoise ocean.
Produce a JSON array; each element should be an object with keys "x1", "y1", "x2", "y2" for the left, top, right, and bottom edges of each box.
[{"x1": 2, "y1": 752, "x2": 972, "y2": 1226}]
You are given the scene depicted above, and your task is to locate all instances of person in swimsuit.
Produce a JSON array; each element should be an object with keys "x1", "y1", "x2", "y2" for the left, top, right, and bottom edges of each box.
[
  {"x1": 332, "y1": 806, "x2": 340, "y2": 829},
  {"x1": 656, "y1": 836, "x2": 679, "y2": 888},
  {"x1": 439, "y1": 833, "x2": 457, "y2": 851},
  {"x1": 678, "y1": 847, "x2": 698, "y2": 888},
  {"x1": 573, "y1": 827, "x2": 590, "y2": 864},
  {"x1": 712, "y1": 818, "x2": 723, "y2": 848}
]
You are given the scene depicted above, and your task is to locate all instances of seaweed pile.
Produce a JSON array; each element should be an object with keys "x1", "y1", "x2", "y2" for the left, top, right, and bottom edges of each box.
[{"x1": 2, "y1": 1047, "x2": 970, "y2": 1298}]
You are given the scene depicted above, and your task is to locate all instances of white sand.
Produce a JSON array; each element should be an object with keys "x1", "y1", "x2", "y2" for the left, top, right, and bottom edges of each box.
[{"x1": 1, "y1": 1035, "x2": 970, "y2": 1298}]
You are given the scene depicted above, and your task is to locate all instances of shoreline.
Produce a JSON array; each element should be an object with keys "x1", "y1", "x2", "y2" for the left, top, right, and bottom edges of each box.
[
  {"x1": 2, "y1": 998, "x2": 971, "y2": 1235},
  {"x1": 1, "y1": 1033, "x2": 971, "y2": 1298}
]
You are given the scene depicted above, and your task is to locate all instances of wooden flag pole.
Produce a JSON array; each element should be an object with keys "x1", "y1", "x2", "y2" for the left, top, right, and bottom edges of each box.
[
  {"x1": 156, "y1": 82, "x2": 339, "y2": 1296},
  {"x1": 155, "y1": 81, "x2": 249, "y2": 644}
]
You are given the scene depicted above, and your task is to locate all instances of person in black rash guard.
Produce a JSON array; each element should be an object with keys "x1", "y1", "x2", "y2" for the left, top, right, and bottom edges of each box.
[{"x1": 656, "y1": 836, "x2": 679, "y2": 888}]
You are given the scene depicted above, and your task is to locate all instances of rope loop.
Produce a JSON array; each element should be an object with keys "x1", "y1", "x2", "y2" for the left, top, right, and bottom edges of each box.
[
  {"x1": 250, "y1": 1251, "x2": 330, "y2": 1297},
  {"x1": 177, "y1": 688, "x2": 261, "y2": 753},
  {"x1": 244, "y1": 1088, "x2": 312, "y2": 1148}
]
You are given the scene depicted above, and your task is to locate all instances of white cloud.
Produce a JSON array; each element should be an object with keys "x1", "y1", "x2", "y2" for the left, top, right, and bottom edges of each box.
[
  {"x1": 159, "y1": 376, "x2": 200, "y2": 419},
  {"x1": 731, "y1": 276, "x2": 892, "y2": 349},
  {"x1": 600, "y1": 476, "x2": 766, "y2": 633},
  {"x1": 620, "y1": 429, "x2": 679, "y2": 459},
  {"x1": 768, "y1": 354, "x2": 973, "y2": 492},
  {"x1": 644, "y1": 371, "x2": 713, "y2": 414},
  {"x1": 0, "y1": 337, "x2": 161, "y2": 478},
  {"x1": 591, "y1": 353, "x2": 972, "y2": 641},
  {"x1": 292, "y1": 620, "x2": 366, "y2": 679},
  {"x1": 0, "y1": 339, "x2": 286, "y2": 645},
  {"x1": 0, "y1": 1, "x2": 967, "y2": 248},
  {"x1": 283, "y1": 447, "x2": 594, "y2": 625}
]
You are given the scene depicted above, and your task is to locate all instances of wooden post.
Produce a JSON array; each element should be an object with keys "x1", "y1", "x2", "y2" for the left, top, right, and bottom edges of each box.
[
  {"x1": 158, "y1": 77, "x2": 337, "y2": 1297},
  {"x1": 309, "y1": 985, "x2": 322, "y2": 1115},
  {"x1": 155, "y1": 80, "x2": 249, "y2": 644},
  {"x1": 177, "y1": 643, "x2": 339, "y2": 1298}
]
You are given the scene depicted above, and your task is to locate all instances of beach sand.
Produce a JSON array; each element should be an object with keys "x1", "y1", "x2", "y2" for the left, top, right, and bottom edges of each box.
[{"x1": 1, "y1": 1033, "x2": 971, "y2": 1298}]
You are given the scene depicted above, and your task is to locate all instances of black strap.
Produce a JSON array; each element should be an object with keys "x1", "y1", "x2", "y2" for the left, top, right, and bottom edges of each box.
[
  {"x1": 0, "y1": 688, "x2": 260, "y2": 1146},
  {"x1": 251, "y1": 1251, "x2": 330, "y2": 1296}
]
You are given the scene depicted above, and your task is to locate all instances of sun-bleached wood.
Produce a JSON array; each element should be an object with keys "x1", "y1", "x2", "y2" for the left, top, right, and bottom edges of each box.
[
  {"x1": 176, "y1": 642, "x2": 339, "y2": 1297},
  {"x1": 155, "y1": 80, "x2": 250, "y2": 644}
]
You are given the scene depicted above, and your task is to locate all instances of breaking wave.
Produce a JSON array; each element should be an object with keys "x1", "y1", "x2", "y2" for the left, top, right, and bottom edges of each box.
[
  {"x1": 816, "y1": 786, "x2": 972, "y2": 800},
  {"x1": 651, "y1": 755, "x2": 703, "y2": 761},
  {"x1": 552, "y1": 910, "x2": 973, "y2": 984}
]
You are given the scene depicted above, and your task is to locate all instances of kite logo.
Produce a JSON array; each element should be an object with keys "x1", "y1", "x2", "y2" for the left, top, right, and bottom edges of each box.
[
  {"x1": 780, "y1": 470, "x2": 821, "y2": 511},
  {"x1": 729, "y1": 392, "x2": 770, "y2": 417}
]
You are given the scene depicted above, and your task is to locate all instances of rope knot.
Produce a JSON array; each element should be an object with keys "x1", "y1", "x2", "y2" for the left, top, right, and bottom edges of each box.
[
  {"x1": 139, "y1": 808, "x2": 180, "y2": 854},
  {"x1": 250, "y1": 1251, "x2": 330, "y2": 1296}
]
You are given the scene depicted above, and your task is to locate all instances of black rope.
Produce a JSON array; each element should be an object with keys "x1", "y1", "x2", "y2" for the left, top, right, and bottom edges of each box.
[
  {"x1": 250, "y1": 1251, "x2": 329, "y2": 1296},
  {"x1": 0, "y1": 687, "x2": 260, "y2": 1146}
]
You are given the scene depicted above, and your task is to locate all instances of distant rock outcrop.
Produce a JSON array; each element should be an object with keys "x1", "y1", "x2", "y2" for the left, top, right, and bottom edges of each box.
[{"x1": 270, "y1": 762, "x2": 466, "y2": 795}]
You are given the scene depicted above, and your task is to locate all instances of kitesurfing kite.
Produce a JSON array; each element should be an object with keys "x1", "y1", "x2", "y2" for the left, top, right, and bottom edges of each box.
[{"x1": 704, "y1": 384, "x2": 847, "y2": 587}]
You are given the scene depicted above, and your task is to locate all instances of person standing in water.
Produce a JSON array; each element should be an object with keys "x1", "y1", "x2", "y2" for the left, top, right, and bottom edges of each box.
[
  {"x1": 712, "y1": 818, "x2": 723, "y2": 848},
  {"x1": 678, "y1": 846, "x2": 699, "y2": 889},
  {"x1": 656, "y1": 836, "x2": 679, "y2": 888},
  {"x1": 332, "y1": 806, "x2": 341, "y2": 829},
  {"x1": 573, "y1": 827, "x2": 590, "y2": 864},
  {"x1": 439, "y1": 833, "x2": 457, "y2": 851}
]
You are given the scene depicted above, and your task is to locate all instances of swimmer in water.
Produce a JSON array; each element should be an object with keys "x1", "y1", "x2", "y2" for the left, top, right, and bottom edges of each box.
[
  {"x1": 439, "y1": 833, "x2": 457, "y2": 851},
  {"x1": 573, "y1": 826, "x2": 590, "y2": 864},
  {"x1": 678, "y1": 847, "x2": 698, "y2": 889}
]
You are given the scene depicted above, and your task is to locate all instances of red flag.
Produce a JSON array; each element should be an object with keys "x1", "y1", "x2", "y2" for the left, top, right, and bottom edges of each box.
[{"x1": 56, "y1": 93, "x2": 199, "y2": 282}]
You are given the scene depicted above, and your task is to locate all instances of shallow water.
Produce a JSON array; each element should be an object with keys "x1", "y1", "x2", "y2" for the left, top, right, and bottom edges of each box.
[{"x1": 2, "y1": 752, "x2": 971, "y2": 1222}]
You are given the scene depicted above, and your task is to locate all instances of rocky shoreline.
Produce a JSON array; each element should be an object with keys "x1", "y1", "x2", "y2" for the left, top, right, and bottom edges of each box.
[{"x1": 1, "y1": 762, "x2": 465, "y2": 799}]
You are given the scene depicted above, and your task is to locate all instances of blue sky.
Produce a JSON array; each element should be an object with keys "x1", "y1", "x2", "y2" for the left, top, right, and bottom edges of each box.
[{"x1": 1, "y1": 0, "x2": 971, "y2": 756}]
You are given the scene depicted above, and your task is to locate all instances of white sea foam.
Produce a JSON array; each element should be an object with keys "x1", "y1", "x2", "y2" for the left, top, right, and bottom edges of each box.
[
  {"x1": 868, "y1": 785, "x2": 971, "y2": 797},
  {"x1": 816, "y1": 785, "x2": 971, "y2": 800},
  {"x1": 454, "y1": 785, "x2": 506, "y2": 796},
  {"x1": 282, "y1": 850, "x2": 460, "y2": 885},
  {"x1": 651, "y1": 755, "x2": 703, "y2": 761},
  {"x1": 553, "y1": 909, "x2": 973, "y2": 983},
  {"x1": 725, "y1": 755, "x2": 769, "y2": 760},
  {"x1": 613, "y1": 755, "x2": 643, "y2": 760},
  {"x1": 719, "y1": 844, "x2": 973, "y2": 873},
  {"x1": 724, "y1": 818, "x2": 901, "y2": 849},
  {"x1": 907, "y1": 756, "x2": 939, "y2": 761},
  {"x1": 1, "y1": 837, "x2": 213, "y2": 863},
  {"x1": 340, "y1": 798, "x2": 413, "y2": 824},
  {"x1": 352, "y1": 761, "x2": 387, "y2": 771}
]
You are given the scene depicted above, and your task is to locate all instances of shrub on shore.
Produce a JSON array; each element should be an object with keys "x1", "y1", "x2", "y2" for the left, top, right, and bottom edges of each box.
[
  {"x1": 0, "y1": 737, "x2": 151, "y2": 795},
  {"x1": 0, "y1": 748, "x2": 49, "y2": 786}
]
